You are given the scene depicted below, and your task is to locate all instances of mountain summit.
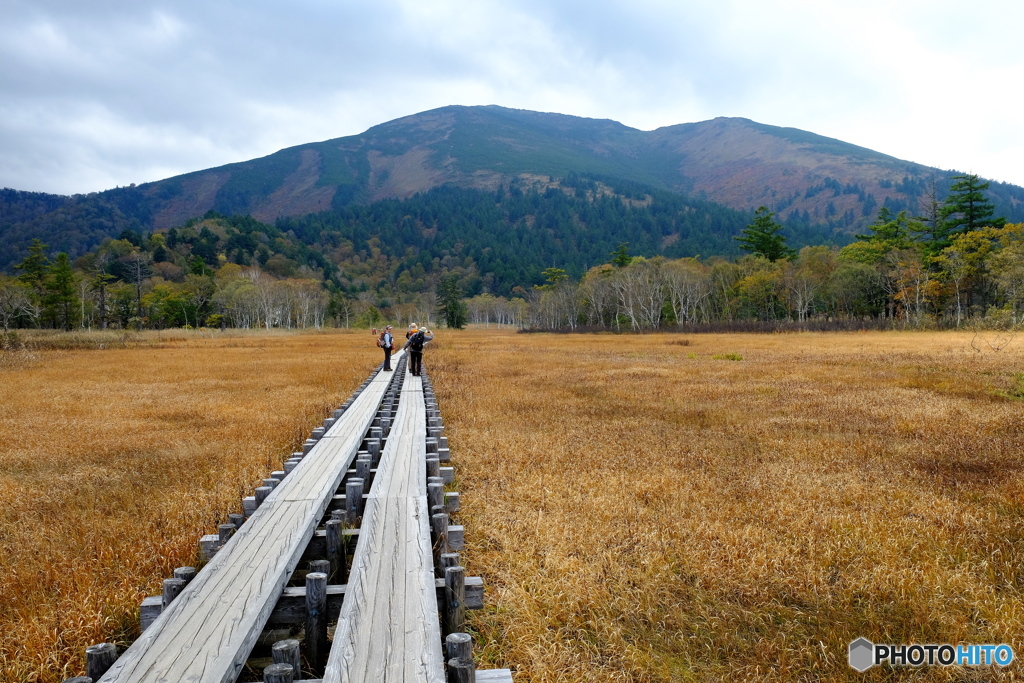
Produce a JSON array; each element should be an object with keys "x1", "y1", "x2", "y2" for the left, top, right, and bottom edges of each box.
[
  {"x1": 2, "y1": 105, "x2": 1023, "y2": 268},
  {"x1": 124, "y1": 105, "x2": 1024, "y2": 231}
]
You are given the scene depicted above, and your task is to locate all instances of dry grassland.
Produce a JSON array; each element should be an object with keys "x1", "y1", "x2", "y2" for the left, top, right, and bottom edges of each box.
[
  {"x1": 428, "y1": 329, "x2": 1024, "y2": 682},
  {"x1": 3, "y1": 328, "x2": 1023, "y2": 682},
  {"x1": 0, "y1": 330, "x2": 375, "y2": 683}
]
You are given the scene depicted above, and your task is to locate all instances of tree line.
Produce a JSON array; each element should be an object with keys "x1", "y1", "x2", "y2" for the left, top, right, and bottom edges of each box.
[
  {"x1": 508, "y1": 174, "x2": 1023, "y2": 330},
  {"x1": 1, "y1": 173, "x2": 1018, "y2": 333}
]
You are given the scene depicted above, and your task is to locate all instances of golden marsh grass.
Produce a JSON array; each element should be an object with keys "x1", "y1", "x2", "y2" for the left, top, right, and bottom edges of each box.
[{"x1": 429, "y1": 329, "x2": 1024, "y2": 681}]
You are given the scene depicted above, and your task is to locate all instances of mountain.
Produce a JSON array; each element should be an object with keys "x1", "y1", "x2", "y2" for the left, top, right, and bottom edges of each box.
[{"x1": 3, "y1": 105, "x2": 1024, "y2": 271}]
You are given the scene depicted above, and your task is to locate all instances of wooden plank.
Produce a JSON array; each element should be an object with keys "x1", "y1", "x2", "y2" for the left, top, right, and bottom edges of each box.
[
  {"x1": 476, "y1": 670, "x2": 514, "y2": 682},
  {"x1": 100, "y1": 355, "x2": 403, "y2": 683},
  {"x1": 324, "y1": 367, "x2": 445, "y2": 683}
]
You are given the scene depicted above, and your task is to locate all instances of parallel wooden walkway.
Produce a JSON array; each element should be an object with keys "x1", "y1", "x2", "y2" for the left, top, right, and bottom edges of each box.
[
  {"x1": 97, "y1": 355, "x2": 401, "y2": 683},
  {"x1": 325, "y1": 365, "x2": 445, "y2": 682}
]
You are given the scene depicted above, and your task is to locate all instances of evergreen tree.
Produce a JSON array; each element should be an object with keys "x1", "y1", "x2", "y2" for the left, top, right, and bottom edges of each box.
[
  {"x1": 14, "y1": 238, "x2": 50, "y2": 302},
  {"x1": 855, "y1": 208, "x2": 915, "y2": 248},
  {"x1": 438, "y1": 275, "x2": 468, "y2": 329},
  {"x1": 736, "y1": 207, "x2": 795, "y2": 262},
  {"x1": 45, "y1": 253, "x2": 79, "y2": 330},
  {"x1": 939, "y1": 174, "x2": 1004, "y2": 248},
  {"x1": 610, "y1": 243, "x2": 633, "y2": 268}
]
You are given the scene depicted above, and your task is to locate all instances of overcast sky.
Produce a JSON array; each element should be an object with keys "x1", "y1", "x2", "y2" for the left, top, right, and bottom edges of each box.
[{"x1": 2, "y1": 0, "x2": 1022, "y2": 195}]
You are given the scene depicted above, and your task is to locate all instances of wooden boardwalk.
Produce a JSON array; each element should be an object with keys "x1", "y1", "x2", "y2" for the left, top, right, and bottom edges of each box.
[
  {"x1": 97, "y1": 356, "x2": 401, "y2": 683},
  {"x1": 79, "y1": 350, "x2": 512, "y2": 683},
  {"x1": 324, "y1": 365, "x2": 445, "y2": 682}
]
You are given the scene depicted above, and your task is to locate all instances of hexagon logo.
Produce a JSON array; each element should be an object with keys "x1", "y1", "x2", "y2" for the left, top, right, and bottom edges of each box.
[{"x1": 849, "y1": 637, "x2": 875, "y2": 672}]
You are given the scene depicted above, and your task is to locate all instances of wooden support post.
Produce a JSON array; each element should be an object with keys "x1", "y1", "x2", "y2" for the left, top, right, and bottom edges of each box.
[
  {"x1": 445, "y1": 491, "x2": 461, "y2": 513},
  {"x1": 228, "y1": 512, "x2": 245, "y2": 529},
  {"x1": 262, "y1": 478, "x2": 280, "y2": 490},
  {"x1": 356, "y1": 456, "x2": 371, "y2": 482},
  {"x1": 61, "y1": 678, "x2": 92, "y2": 683},
  {"x1": 441, "y1": 552, "x2": 460, "y2": 572},
  {"x1": 271, "y1": 638, "x2": 302, "y2": 677},
  {"x1": 309, "y1": 559, "x2": 330, "y2": 575},
  {"x1": 445, "y1": 566, "x2": 466, "y2": 634},
  {"x1": 218, "y1": 523, "x2": 234, "y2": 545},
  {"x1": 302, "y1": 439, "x2": 315, "y2": 454},
  {"x1": 173, "y1": 566, "x2": 196, "y2": 585},
  {"x1": 366, "y1": 438, "x2": 381, "y2": 462},
  {"x1": 323, "y1": 416, "x2": 336, "y2": 430},
  {"x1": 431, "y1": 512, "x2": 449, "y2": 576},
  {"x1": 326, "y1": 519, "x2": 346, "y2": 584},
  {"x1": 162, "y1": 578, "x2": 185, "y2": 609},
  {"x1": 263, "y1": 662, "x2": 294, "y2": 683},
  {"x1": 426, "y1": 437, "x2": 438, "y2": 454},
  {"x1": 447, "y1": 658, "x2": 475, "y2": 683},
  {"x1": 254, "y1": 486, "x2": 272, "y2": 507},
  {"x1": 346, "y1": 478, "x2": 364, "y2": 524},
  {"x1": 85, "y1": 643, "x2": 117, "y2": 681},
  {"x1": 428, "y1": 481, "x2": 444, "y2": 512},
  {"x1": 426, "y1": 457, "x2": 440, "y2": 480},
  {"x1": 305, "y1": 571, "x2": 328, "y2": 669},
  {"x1": 446, "y1": 632, "x2": 473, "y2": 666},
  {"x1": 311, "y1": 427, "x2": 325, "y2": 440}
]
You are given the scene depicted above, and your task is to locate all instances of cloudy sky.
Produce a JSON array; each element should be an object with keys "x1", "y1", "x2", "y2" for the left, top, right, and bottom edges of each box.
[{"x1": 2, "y1": 0, "x2": 1022, "y2": 195}]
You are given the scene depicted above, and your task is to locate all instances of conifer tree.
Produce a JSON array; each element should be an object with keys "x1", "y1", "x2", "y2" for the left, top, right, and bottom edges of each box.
[
  {"x1": 939, "y1": 174, "x2": 1004, "y2": 248},
  {"x1": 736, "y1": 207, "x2": 795, "y2": 262},
  {"x1": 438, "y1": 275, "x2": 467, "y2": 329},
  {"x1": 45, "y1": 253, "x2": 79, "y2": 330}
]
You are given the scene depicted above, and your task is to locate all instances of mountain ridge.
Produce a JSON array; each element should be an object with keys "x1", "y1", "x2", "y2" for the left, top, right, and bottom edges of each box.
[{"x1": 2, "y1": 105, "x2": 1023, "y2": 270}]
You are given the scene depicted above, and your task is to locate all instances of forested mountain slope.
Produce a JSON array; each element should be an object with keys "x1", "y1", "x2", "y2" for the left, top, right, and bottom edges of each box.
[{"x1": 3, "y1": 105, "x2": 1024, "y2": 271}]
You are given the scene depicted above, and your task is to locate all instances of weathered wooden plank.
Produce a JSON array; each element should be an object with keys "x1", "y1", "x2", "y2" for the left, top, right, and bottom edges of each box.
[
  {"x1": 324, "y1": 368, "x2": 445, "y2": 683},
  {"x1": 475, "y1": 670, "x2": 514, "y2": 682},
  {"x1": 100, "y1": 355, "x2": 403, "y2": 683}
]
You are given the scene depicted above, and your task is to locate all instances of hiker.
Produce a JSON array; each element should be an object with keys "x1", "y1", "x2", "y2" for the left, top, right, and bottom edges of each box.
[
  {"x1": 403, "y1": 324, "x2": 433, "y2": 376},
  {"x1": 376, "y1": 325, "x2": 395, "y2": 371}
]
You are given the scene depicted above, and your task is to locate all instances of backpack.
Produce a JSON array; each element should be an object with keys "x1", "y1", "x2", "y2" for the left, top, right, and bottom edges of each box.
[
  {"x1": 379, "y1": 332, "x2": 394, "y2": 350},
  {"x1": 408, "y1": 331, "x2": 425, "y2": 352}
]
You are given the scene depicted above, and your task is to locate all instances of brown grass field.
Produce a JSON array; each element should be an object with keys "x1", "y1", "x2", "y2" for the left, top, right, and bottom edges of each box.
[{"x1": 2, "y1": 328, "x2": 1024, "y2": 681}]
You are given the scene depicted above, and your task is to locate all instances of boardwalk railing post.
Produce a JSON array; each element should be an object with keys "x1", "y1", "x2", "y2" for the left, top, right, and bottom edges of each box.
[
  {"x1": 254, "y1": 485, "x2": 272, "y2": 508},
  {"x1": 346, "y1": 478, "x2": 364, "y2": 524},
  {"x1": 85, "y1": 643, "x2": 117, "y2": 681},
  {"x1": 326, "y1": 518, "x2": 345, "y2": 583},
  {"x1": 428, "y1": 481, "x2": 444, "y2": 511},
  {"x1": 431, "y1": 512, "x2": 449, "y2": 576},
  {"x1": 272, "y1": 639, "x2": 301, "y2": 678},
  {"x1": 305, "y1": 571, "x2": 328, "y2": 669},
  {"x1": 263, "y1": 662, "x2": 294, "y2": 683},
  {"x1": 161, "y1": 578, "x2": 185, "y2": 609},
  {"x1": 426, "y1": 456, "x2": 441, "y2": 480},
  {"x1": 446, "y1": 632, "x2": 476, "y2": 683},
  {"x1": 172, "y1": 566, "x2": 196, "y2": 585},
  {"x1": 444, "y1": 565, "x2": 466, "y2": 634}
]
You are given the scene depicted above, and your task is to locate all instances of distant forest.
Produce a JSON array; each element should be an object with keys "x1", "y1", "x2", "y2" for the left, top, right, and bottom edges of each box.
[{"x1": 1, "y1": 174, "x2": 1019, "y2": 332}]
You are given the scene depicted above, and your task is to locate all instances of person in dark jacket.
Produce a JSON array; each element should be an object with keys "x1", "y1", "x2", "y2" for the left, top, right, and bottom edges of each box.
[
  {"x1": 378, "y1": 325, "x2": 395, "y2": 371},
  {"x1": 403, "y1": 325, "x2": 433, "y2": 376}
]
